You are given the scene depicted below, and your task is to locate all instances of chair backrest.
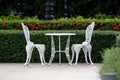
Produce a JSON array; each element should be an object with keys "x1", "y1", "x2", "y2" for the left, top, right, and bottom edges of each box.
[
  {"x1": 21, "y1": 23, "x2": 31, "y2": 44},
  {"x1": 85, "y1": 22, "x2": 95, "y2": 43}
]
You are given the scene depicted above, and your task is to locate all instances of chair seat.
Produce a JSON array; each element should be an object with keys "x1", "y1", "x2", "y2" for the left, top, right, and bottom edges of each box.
[
  {"x1": 34, "y1": 44, "x2": 45, "y2": 46},
  {"x1": 33, "y1": 44, "x2": 45, "y2": 50},
  {"x1": 72, "y1": 44, "x2": 82, "y2": 51}
]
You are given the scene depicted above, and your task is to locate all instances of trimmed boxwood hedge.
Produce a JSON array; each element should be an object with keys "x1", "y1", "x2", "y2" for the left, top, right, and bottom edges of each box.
[{"x1": 0, "y1": 30, "x2": 117, "y2": 63}]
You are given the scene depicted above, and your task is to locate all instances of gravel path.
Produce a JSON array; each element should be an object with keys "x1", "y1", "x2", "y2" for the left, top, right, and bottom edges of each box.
[{"x1": 0, "y1": 63, "x2": 102, "y2": 80}]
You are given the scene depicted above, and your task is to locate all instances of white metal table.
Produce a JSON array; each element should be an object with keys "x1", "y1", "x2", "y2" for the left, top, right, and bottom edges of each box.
[{"x1": 45, "y1": 33, "x2": 76, "y2": 65}]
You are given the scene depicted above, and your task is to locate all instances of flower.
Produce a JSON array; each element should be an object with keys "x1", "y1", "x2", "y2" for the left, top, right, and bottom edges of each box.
[
  {"x1": 2, "y1": 20, "x2": 7, "y2": 27},
  {"x1": 114, "y1": 26, "x2": 119, "y2": 31},
  {"x1": 99, "y1": 22, "x2": 103, "y2": 26}
]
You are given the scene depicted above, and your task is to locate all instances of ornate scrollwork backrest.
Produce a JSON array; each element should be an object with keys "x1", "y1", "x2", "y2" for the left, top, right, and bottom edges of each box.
[
  {"x1": 85, "y1": 22, "x2": 95, "y2": 43},
  {"x1": 21, "y1": 23, "x2": 31, "y2": 44}
]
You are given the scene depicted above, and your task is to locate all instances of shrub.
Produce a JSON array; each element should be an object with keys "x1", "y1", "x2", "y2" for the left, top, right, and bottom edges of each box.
[
  {"x1": 94, "y1": 13, "x2": 114, "y2": 19},
  {"x1": 0, "y1": 16, "x2": 120, "y2": 31},
  {"x1": 0, "y1": 30, "x2": 117, "y2": 63},
  {"x1": 0, "y1": 12, "x2": 21, "y2": 20},
  {"x1": 114, "y1": 34, "x2": 120, "y2": 48},
  {"x1": 100, "y1": 47, "x2": 120, "y2": 80}
]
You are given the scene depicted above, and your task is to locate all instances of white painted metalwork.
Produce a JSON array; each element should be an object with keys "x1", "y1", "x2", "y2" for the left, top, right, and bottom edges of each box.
[
  {"x1": 71, "y1": 22, "x2": 95, "y2": 65},
  {"x1": 45, "y1": 33, "x2": 76, "y2": 65},
  {"x1": 21, "y1": 23, "x2": 46, "y2": 66}
]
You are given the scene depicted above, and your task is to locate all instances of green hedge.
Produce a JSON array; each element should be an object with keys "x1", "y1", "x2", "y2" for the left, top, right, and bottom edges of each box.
[
  {"x1": 0, "y1": 17, "x2": 120, "y2": 31},
  {"x1": 0, "y1": 30, "x2": 117, "y2": 63}
]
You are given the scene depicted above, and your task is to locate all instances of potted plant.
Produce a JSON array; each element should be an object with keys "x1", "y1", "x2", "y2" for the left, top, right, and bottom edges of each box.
[
  {"x1": 100, "y1": 34, "x2": 120, "y2": 80},
  {"x1": 100, "y1": 47, "x2": 120, "y2": 80}
]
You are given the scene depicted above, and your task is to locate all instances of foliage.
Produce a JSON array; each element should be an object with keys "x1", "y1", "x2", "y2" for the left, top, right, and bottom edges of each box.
[
  {"x1": 113, "y1": 34, "x2": 120, "y2": 48},
  {"x1": 0, "y1": 0, "x2": 120, "y2": 19},
  {"x1": 0, "y1": 12, "x2": 39, "y2": 20},
  {"x1": 94, "y1": 13, "x2": 114, "y2": 19},
  {"x1": 0, "y1": 12, "x2": 21, "y2": 20},
  {"x1": 0, "y1": 16, "x2": 120, "y2": 31},
  {"x1": 0, "y1": 30, "x2": 117, "y2": 63},
  {"x1": 100, "y1": 47, "x2": 120, "y2": 80},
  {"x1": 0, "y1": 0, "x2": 46, "y2": 19}
]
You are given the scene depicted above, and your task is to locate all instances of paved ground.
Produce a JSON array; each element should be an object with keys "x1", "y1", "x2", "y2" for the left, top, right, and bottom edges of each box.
[{"x1": 0, "y1": 63, "x2": 102, "y2": 80}]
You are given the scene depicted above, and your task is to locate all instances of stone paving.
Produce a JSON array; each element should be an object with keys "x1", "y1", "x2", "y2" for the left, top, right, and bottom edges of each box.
[{"x1": 0, "y1": 63, "x2": 102, "y2": 80}]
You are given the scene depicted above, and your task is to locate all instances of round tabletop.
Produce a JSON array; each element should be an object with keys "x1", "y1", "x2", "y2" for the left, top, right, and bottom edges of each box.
[{"x1": 45, "y1": 33, "x2": 76, "y2": 36}]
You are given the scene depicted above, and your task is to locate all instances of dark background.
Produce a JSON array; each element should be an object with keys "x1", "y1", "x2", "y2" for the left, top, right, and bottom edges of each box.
[{"x1": 0, "y1": 0, "x2": 120, "y2": 19}]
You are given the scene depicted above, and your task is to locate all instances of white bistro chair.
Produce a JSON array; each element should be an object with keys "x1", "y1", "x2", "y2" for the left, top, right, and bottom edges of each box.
[
  {"x1": 71, "y1": 22, "x2": 95, "y2": 65},
  {"x1": 21, "y1": 23, "x2": 46, "y2": 66}
]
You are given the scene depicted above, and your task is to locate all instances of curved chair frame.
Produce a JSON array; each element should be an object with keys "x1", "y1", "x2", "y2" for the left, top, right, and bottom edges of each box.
[
  {"x1": 71, "y1": 22, "x2": 95, "y2": 65},
  {"x1": 21, "y1": 23, "x2": 46, "y2": 66}
]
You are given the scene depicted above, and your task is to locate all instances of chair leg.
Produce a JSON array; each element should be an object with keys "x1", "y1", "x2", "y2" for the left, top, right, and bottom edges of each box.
[
  {"x1": 28, "y1": 47, "x2": 33, "y2": 64},
  {"x1": 65, "y1": 48, "x2": 71, "y2": 65},
  {"x1": 39, "y1": 53, "x2": 44, "y2": 65},
  {"x1": 83, "y1": 48, "x2": 89, "y2": 65},
  {"x1": 72, "y1": 45, "x2": 82, "y2": 65},
  {"x1": 42, "y1": 45, "x2": 47, "y2": 64},
  {"x1": 75, "y1": 47, "x2": 82, "y2": 65},
  {"x1": 24, "y1": 45, "x2": 33, "y2": 66},
  {"x1": 70, "y1": 45, "x2": 75, "y2": 64},
  {"x1": 36, "y1": 46, "x2": 45, "y2": 65},
  {"x1": 88, "y1": 46, "x2": 94, "y2": 65},
  {"x1": 75, "y1": 50, "x2": 80, "y2": 65}
]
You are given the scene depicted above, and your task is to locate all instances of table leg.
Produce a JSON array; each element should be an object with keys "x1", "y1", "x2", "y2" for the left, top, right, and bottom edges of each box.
[
  {"x1": 59, "y1": 35, "x2": 61, "y2": 64},
  {"x1": 49, "y1": 36, "x2": 56, "y2": 65},
  {"x1": 65, "y1": 35, "x2": 71, "y2": 64}
]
